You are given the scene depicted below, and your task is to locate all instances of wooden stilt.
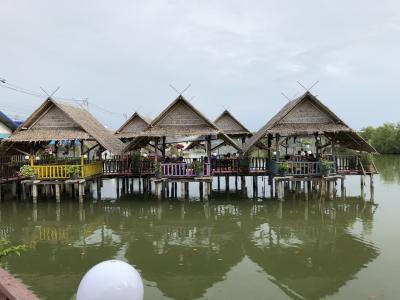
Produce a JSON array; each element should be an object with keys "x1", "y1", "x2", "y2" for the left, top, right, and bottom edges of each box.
[
  {"x1": 32, "y1": 182, "x2": 38, "y2": 203},
  {"x1": 55, "y1": 184, "x2": 61, "y2": 203}
]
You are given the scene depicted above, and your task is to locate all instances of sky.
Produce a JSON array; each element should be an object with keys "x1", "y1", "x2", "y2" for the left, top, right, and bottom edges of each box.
[{"x1": 0, "y1": 0, "x2": 400, "y2": 131}]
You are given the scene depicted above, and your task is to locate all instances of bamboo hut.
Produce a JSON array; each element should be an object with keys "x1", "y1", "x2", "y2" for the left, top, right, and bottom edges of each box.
[
  {"x1": 242, "y1": 91, "x2": 377, "y2": 176},
  {"x1": 2, "y1": 98, "x2": 125, "y2": 180},
  {"x1": 124, "y1": 95, "x2": 241, "y2": 178},
  {"x1": 214, "y1": 109, "x2": 252, "y2": 141},
  {"x1": 115, "y1": 112, "x2": 151, "y2": 142},
  {"x1": 187, "y1": 109, "x2": 251, "y2": 151}
]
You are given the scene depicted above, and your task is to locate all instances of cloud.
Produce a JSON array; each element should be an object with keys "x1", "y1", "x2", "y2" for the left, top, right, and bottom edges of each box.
[{"x1": 0, "y1": 0, "x2": 399, "y2": 130}]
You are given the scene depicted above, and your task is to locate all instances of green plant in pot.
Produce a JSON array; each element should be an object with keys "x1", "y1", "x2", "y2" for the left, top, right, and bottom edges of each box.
[
  {"x1": 19, "y1": 165, "x2": 36, "y2": 179},
  {"x1": 66, "y1": 165, "x2": 81, "y2": 179},
  {"x1": 320, "y1": 160, "x2": 334, "y2": 176},
  {"x1": 154, "y1": 162, "x2": 162, "y2": 178},
  {"x1": 192, "y1": 160, "x2": 204, "y2": 177},
  {"x1": 278, "y1": 161, "x2": 289, "y2": 176},
  {"x1": 239, "y1": 155, "x2": 250, "y2": 172}
]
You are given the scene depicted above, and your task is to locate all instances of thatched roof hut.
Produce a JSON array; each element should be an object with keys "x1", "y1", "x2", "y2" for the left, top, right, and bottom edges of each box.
[
  {"x1": 214, "y1": 110, "x2": 251, "y2": 138},
  {"x1": 242, "y1": 92, "x2": 376, "y2": 153},
  {"x1": 3, "y1": 98, "x2": 125, "y2": 155},
  {"x1": 115, "y1": 112, "x2": 151, "y2": 140},
  {"x1": 124, "y1": 95, "x2": 241, "y2": 152}
]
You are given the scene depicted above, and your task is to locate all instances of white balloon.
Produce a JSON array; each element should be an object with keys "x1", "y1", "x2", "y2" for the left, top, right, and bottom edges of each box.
[{"x1": 76, "y1": 260, "x2": 144, "y2": 300}]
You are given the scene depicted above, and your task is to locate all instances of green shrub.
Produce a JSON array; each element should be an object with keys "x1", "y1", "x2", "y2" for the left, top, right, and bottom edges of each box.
[
  {"x1": 19, "y1": 165, "x2": 36, "y2": 177},
  {"x1": 65, "y1": 165, "x2": 80, "y2": 177},
  {"x1": 192, "y1": 160, "x2": 203, "y2": 173}
]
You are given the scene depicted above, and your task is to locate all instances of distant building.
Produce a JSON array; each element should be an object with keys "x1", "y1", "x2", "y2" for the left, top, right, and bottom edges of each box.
[{"x1": 0, "y1": 111, "x2": 19, "y2": 140}]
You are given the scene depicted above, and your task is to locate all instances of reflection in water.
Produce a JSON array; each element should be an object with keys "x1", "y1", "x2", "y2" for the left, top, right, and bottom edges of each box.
[
  {"x1": 374, "y1": 155, "x2": 400, "y2": 184},
  {"x1": 0, "y1": 195, "x2": 378, "y2": 300}
]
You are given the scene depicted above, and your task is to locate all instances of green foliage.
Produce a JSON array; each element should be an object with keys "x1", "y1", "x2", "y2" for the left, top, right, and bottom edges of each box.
[
  {"x1": 359, "y1": 123, "x2": 400, "y2": 154},
  {"x1": 240, "y1": 155, "x2": 250, "y2": 168},
  {"x1": 154, "y1": 162, "x2": 162, "y2": 175},
  {"x1": 19, "y1": 165, "x2": 36, "y2": 177},
  {"x1": 320, "y1": 160, "x2": 334, "y2": 172},
  {"x1": 278, "y1": 161, "x2": 289, "y2": 172},
  {"x1": 0, "y1": 239, "x2": 26, "y2": 259},
  {"x1": 192, "y1": 160, "x2": 203, "y2": 173},
  {"x1": 65, "y1": 165, "x2": 81, "y2": 177}
]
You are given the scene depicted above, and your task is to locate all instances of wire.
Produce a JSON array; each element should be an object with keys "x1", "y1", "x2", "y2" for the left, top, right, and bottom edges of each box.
[{"x1": 0, "y1": 76, "x2": 126, "y2": 117}]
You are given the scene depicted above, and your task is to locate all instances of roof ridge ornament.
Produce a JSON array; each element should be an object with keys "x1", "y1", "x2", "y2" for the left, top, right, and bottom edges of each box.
[
  {"x1": 169, "y1": 84, "x2": 192, "y2": 97},
  {"x1": 296, "y1": 80, "x2": 320, "y2": 93}
]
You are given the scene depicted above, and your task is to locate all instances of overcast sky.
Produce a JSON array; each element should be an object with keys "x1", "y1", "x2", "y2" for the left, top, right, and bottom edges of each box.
[{"x1": 1, "y1": 0, "x2": 399, "y2": 131}]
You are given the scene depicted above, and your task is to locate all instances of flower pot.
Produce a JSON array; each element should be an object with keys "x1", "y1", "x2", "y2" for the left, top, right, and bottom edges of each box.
[
  {"x1": 322, "y1": 170, "x2": 330, "y2": 177},
  {"x1": 70, "y1": 174, "x2": 79, "y2": 180},
  {"x1": 279, "y1": 171, "x2": 288, "y2": 177},
  {"x1": 196, "y1": 171, "x2": 203, "y2": 177},
  {"x1": 155, "y1": 173, "x2": 162, "y2": 179}
]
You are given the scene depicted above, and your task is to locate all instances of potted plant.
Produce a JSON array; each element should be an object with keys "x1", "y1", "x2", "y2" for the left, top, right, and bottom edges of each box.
[
  {"x1": 320, "y1": 160, "x2": 334, "y2": 176},
  {"x1": 360, "y1": 153, "x2": 374, "y2": 172},
  {"x1": 239, "y1": 155, "x2": 250, "y2": 173},
  {"x1": 131, "y1": 152, "x2": 141, "y2": 174},
  {"x1": 154, "y1": 162, "x2": 162, "y2": 179},
  {"x1": 66, "y1": 165, "x2": 81, "y2": 179},
  {"x1": 19, "y1": 165, "x2": 36, "y2": 179},
  {"x1": 192, "y1": 160, "x2": 204, "y2": 177},
  {"x1": 278, "y1": 161, "x2": 289, "y2": 176}
]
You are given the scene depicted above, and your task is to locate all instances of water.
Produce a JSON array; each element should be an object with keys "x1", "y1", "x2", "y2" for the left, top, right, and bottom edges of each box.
[{"x1": 1, "y1": 155, "x2": 400, "y2": 300}]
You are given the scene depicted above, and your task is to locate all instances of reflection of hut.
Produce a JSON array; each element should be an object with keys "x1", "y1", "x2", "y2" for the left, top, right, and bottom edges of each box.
[
  {"x1": 124, "y1": 201, "x2": 243, "y2": 300},
  {"x1": 3, "y1": 98, "x2": 125, "y2": 180},
  {"x1": 243, "y1": 199, "x2": 379, "y2": 300},
  {"x1": 114, "y1": 112, "x2": 151, "y2": 143},
  {"x1": 242, "y1": 92, "x2": 377, "y2": 176}
]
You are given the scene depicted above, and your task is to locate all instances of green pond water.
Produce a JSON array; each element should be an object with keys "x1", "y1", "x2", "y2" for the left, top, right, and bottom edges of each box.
[{"x1": 1, "y1": 155, "x2": 400, "y2": 300}]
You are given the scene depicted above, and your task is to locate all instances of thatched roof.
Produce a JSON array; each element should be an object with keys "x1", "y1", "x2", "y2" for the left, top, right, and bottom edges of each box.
[
  {"x1": 4, "y1": 98, "x2": 125, "y2": 154},
  {"x1": 214, "y1": 110, "x2": 251, "y2": 137},
  {"x1": 115, "y1": 112, "x2": 151, "y2": 139},
  {"x1": 243, "y1": 92, "x2": 376, "y2": 153},
  {"x1": 124, "y1": 95, "x2": 241, "y2": 152},
  {"x1": 0, "y1": 111, "x2": 18, "y2": 132}
]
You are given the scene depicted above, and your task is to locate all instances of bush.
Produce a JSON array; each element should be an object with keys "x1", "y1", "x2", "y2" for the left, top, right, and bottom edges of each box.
[
  {"x1": 154, "y1": 162, "x2": 162, "y2": 175},
  {"x1": 19, "y1": 165, "x2": 36, "y2": 177},
  {"x1": 278, "y1": 161, "x2": 289, "y2": 173},
  {"x1": 0, "y1": 239, "x2": 26, "y2": 260},
  {"x1": 320, "y1": 160, "x2": 334, "y2": 172},
  {"x1": 192, "y1": 160, "x2": 203, "y2": 173},
  {"x1": 65, "y1": 165, "x2": 80, "y2": 177}
]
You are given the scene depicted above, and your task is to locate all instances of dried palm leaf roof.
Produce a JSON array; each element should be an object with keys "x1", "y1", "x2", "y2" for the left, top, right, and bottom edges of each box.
[
  {"x1": 4, "y1": 98, "x2": 125, "y2": 155},
  {"x1": 124, "y1": 95, "x2": 241, "y2": 152},
  {"x1": 214, "y1": 110, "x2": 251, "y2": 137},
  {"x1": 115, "y1": 112, "x2": 152, "y2": 139},
  {"x1": 243, "y1": 92, "x2": 376, "y2": 153}
]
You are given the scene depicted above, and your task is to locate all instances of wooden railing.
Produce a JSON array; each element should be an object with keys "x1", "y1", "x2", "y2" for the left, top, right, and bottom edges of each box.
[
  {"x1": 32, "y1": 161, "x2": 103, "y2": 180},
  {"x1": 249, "y1": 157, "x2": 269, "y2": 172},
  {"x1": 276, "y1": 161, "x2": 321, "y2": 176},
  {"x1": 0, "y1": 156, "x2": 26, "y2": 181},
  {"x1": 0, "y1": 267, "x2": 39, "y2": 300},
  {"x1": 211, "y1": 158, "x2": 240, "y2": 173},
  {"x1": 102, "y1": 158, "x2": 155, "y2": 176},
  {"x1": 162, "y1": 163, "x2": 211, "y2": 177}
]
